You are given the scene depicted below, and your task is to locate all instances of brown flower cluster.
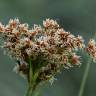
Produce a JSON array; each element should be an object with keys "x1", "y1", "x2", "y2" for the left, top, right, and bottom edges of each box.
[
  {"x1": 0, "y1": 18, "x2": 94, "y2": 84},
  {"x1": 86, "y1": 39, "x2": 96, "y2": 62}
]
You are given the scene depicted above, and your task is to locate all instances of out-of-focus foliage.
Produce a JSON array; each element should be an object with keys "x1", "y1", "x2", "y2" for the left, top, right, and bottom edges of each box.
[{"x1": 0, "y1": 0, "x2": 96, "y2": 96}]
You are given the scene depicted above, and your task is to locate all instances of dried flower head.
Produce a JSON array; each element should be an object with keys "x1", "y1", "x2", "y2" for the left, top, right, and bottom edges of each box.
[
  {"x1": 86, "y1": 39, "x2": 96, "y2": 62},
  {"x1": 0, "y1": 18, "x2": 95, "y2": 86}
]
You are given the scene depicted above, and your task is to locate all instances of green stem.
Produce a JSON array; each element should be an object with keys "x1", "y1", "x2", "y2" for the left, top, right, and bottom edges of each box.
[
  {"x1": 78, "y1": 32, "x2": 96, "y2": 96},
  {"x1": 25, "y1": 85, "x2": 35, "y2": 96},
  {"x1": 29, "y1": 57, "x2": 33, "y2": 85},
  {"x1": 78, "y1": 58, "x2": 92, "y2": 96},
  {"x1": 25, "y1": 57, "x2": 34, "y2": 96},
  {"x1": 25, "y1": 57, "x2": 39, "y2": 96},
  {"x1": 25, "y1": 85, "x2": 31, "y2": 96}
]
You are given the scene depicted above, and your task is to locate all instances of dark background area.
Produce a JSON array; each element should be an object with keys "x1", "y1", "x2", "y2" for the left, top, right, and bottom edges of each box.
[{"x1": 0, "y1": 0, "x2": 96, "y2": 96}]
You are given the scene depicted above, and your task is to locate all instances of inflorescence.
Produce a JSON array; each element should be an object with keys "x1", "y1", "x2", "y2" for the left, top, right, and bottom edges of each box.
[{"x1": 0, "y1": 18, "x2": 96, "y2": 85}]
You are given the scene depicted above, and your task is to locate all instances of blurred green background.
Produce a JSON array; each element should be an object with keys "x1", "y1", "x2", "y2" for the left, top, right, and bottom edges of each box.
[{"x1": 0, "y1": 0, "x2": 96, "y2": 96}]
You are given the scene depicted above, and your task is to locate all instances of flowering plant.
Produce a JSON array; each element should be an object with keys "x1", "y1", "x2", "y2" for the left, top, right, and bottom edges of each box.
[{"x1": 0, "y1": 18, "x2": 96, "y2": 96}]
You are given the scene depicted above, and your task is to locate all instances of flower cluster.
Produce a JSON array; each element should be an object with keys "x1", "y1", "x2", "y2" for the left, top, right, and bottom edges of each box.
[
  {"x1": 0, "y1": 18, "x2": 94, "y2": 84},
  {"x1": 86, "y1": 39, "x2": 96, "y2": 62}
]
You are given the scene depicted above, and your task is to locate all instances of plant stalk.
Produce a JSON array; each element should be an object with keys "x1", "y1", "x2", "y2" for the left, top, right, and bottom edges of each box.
[
  {"x1": 78, "y1": 32, "x2": 96, "y2": 96},
  {"x1": 78, "y1": 58, "x2": 92, "y2": 96}
]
